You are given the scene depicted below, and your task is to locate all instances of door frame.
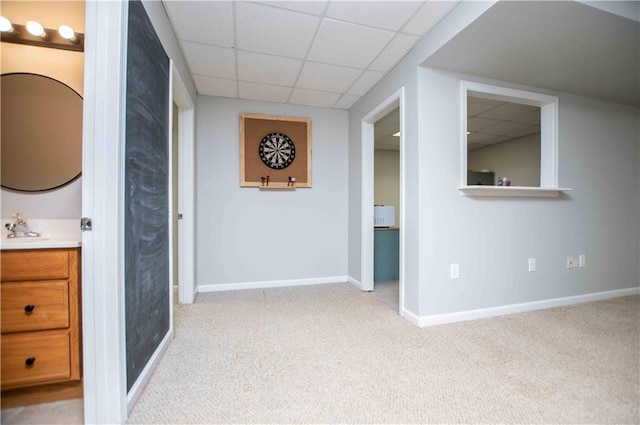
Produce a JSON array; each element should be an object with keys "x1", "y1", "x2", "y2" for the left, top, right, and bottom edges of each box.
[
  {"x1": 81, "y1": 1, "x2": 128, "y2": 422},
  {"x1": 170, "y1": 62, "x2": 196, "y2": 305},
  {"x1": 360, "y1": 88, "x2": 406, "y2": 314}
]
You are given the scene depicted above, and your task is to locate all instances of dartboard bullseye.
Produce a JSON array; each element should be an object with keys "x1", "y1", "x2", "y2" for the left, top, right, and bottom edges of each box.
[{"x1": 258, "y1": 132, "x2": 296, "y2": 169}]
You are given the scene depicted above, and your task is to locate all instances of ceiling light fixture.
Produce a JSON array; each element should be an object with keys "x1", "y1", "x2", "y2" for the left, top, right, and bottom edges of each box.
[
  {"x1": 0, "y1": 18, "x2": 84, "y2": 52},
  {"x1": 58, "y1": 25, "x2": 75, "y2": 40},
  {"x1": 26, "y1": 20, "x2": 45, "y2": 37},
  {"x1": 0, "y1": 16, "x2": 14, "y2": 33}
]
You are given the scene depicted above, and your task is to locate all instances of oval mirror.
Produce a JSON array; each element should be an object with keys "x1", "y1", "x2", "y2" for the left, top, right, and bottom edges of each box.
[{"x1": 1, "y1": 73, "x2": 83, "y2": 192}]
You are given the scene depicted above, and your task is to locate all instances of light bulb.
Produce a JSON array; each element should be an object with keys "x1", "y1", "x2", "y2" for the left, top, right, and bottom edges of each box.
[
  {"x1": 0, "y1": 16, "x2": 13, "y2": 33},
  {"x1": 26, "y1": 20, "x2": 45, "y2": 37},
  {"x1": 58, "y1": 25, "x2": 75, "y2": 40}
]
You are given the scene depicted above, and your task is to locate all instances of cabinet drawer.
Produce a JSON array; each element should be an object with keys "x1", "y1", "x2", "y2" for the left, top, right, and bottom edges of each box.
[
  {"x1": 1, "y1": 332, "x2": 71, "y2": 389},
  {"x1": 1, "y1": 250, "x2": 69, "y2": 282},
  {"x1": 1, "y1": 281, "x2": 69, "y2": 333}
]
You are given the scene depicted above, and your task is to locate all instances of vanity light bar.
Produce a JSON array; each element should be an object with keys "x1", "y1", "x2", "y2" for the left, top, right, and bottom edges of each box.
[{"x1": 0, "y1": 18, "x2": 84, "y2": 52}]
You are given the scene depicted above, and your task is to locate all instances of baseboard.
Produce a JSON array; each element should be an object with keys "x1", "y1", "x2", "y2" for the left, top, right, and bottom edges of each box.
[
  {"x1": 347, "y1": 276, "x2": 364, "y2": 290},
  {"x1": 415, "y1": 287, "x2": 640, "y2": 327},
  {"x1": 400, "y1": 308, "x2": 421, "y2": 326},
  {"x1": 126, "y1": 330, "x2": 172, "y2": 414},
  {"x1": 198, "y1": 276, "x2": 348, "y2": 293}
]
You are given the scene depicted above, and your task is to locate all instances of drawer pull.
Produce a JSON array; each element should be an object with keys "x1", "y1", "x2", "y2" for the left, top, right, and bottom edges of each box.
[
  {"x1": 25, "y1": 357, "x2": 36, "y2": 367},
  {"x1": 24, "y1": 304, "x2": 36, "y2": 313}
]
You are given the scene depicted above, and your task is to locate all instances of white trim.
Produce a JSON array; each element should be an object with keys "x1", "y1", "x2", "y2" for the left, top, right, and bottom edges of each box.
[
  {"x1": 198, "y1": 276, "x2": 348, "y2": 293},
  {"x1": 347, "y1": 276, "x2": 365, "y2": 291},
  {"x1": 171, "y1": 62, "x2": 196, "y2": 305},
  {"x1": 414, "y1": 287, "x2": 640, "y2": 327},
  {"x1": 168, "y1": 62, "x2": 175, "y2": 337},
  {"x1": 360, "y1": 88, "x2": 406, "y2": 314},
  {"x1": 126, "y1": 330, "x2": 172, "y2": 414},
  {"x1": 400, "y1": 307, "x2": 421, "y2": 327},
  {"x1": 81, "y1": 1, "x2": 128, "y2": 422},
  {"x1": 459, "y1": 186, "x2": 572, "y2": 197}
]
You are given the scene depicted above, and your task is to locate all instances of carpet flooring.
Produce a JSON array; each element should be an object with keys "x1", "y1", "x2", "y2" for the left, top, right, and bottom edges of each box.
[{"x1": 127, "y1": 283, "x2": 639, "y2": 424}]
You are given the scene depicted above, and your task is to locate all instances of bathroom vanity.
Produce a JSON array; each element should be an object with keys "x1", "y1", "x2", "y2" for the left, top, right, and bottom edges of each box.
[{"x1": 1, "y1": 235, "x2": 82, "y2": 407}]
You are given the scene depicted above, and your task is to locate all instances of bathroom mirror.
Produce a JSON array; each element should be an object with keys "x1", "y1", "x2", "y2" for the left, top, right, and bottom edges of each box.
[{"x1": 1, "y1": 73, "x2": 82, "y2": 192}]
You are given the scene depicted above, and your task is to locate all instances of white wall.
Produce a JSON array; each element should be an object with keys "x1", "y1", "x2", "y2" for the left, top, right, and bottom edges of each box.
[
  {"x1": 374, "y1": 150, "x2": 400, "y2": 221},
  {"x1": 196, "y1": 97, "x2": 349, "y2": 287},
  {"x1": 467, "y1": 133, "x2": 541, "y2": 187},
  {"x1": 418, "y1": 68, "x2": 639, "y2": 316},
  {"x1": 348, "y1": 1, "x2": 497, "y2": 314},
  {"x1": 348, "y1": 0, "x2": 638, "y2": 321}
]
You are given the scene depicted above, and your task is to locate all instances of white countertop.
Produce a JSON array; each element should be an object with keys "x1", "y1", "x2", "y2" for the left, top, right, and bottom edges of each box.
[
  {"x1": 1, "y1": 219, "x2": 81, "y2": 250},
  {"x1": 1, "y1": 235, "x2": 81, "y2": 250}
]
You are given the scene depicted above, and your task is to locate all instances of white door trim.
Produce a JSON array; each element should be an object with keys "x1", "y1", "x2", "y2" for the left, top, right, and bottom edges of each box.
[
  {"x1": 171, "y1": 62, "x2": 196, "y2": 304},
  {"x1": 81, "y1": 1, "x2": 128, "y2": 422},
  {"x1": 360, "y1": 88, "x2": 407, "y2": 314}
]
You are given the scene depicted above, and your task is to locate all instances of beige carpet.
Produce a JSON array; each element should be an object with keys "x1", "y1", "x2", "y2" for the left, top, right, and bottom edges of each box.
[{"x1": 127, "y1": 283, "x2": 639, "y2": 424}]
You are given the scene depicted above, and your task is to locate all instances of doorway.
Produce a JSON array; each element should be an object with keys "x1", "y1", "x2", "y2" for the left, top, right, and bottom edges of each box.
[
  {"x1": 360, "y1": 88, "x2": 406, "y2": 314},
  {"x1": 372, "y1": 106, "x2": 401, "y2": 310}
]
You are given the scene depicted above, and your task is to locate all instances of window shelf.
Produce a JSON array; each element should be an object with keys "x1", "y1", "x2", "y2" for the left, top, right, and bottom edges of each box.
[{"x1": 458, "y1": 186, "x2": 571, "y2": 198}]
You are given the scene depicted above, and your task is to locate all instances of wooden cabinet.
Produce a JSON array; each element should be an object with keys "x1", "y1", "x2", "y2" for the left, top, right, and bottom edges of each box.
[{"x1": 1, "y1": 248, "x2": 81, "y2": 406}]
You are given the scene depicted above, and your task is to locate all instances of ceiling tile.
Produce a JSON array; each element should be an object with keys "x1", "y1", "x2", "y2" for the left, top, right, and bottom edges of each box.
[
  {"x1": 237, "y1": 51, "x2": 302, "y2": 86},
  {"x1": 326, "y1": 1, "x2": 423, "y2": 32},
  {"x1": 512, "y1": 110, "x2": 541, "y2": 125},
  {"x1": 467, "y1": 132, "x2": 493, "y2": 143},
  {"x1": 334, "y1": 94, "x2": 360, "y2": 109},
  {"x1": 481, "y1": 121, "x2": 532, "y2": 136},
  {"x1": 194, "y1": 75, "x2": 237, "y2": 98},
  {"x1": 183, "y1": 41, "x2": 236, "y2": 80},
  {"x1": 403, "y1": 1, "x2": 459, "y2": 36},
  {"x1": 369, "y1": 33, "x2": 420, "y2": 72},
  {"x1": 506, "y1": 126, "x2": 541, "y2": 139},
  {"x1": 255, "y1": 1, "x2": 328, "y2": 16},
  {"x1": 297, "y1": 62, "x2": 362, "y2": 93},
  {"x1": 468, "y1": 117, "x2": 502, "y2": 132},
  {"x1": 478, "y1": 102, "x2": 538, "y2": 120},
  {"x1": 378, "y1": 107, "x2": 400, "y2": 124},
  {"x1": 375, "y1": 122, "x2": 399, "y2": 139},
  {"x1": 238, "y1": 82, "x2": 291, "y2": 103},
  {"x1": 164, "y1": 1, "x2": 234, "y2": 47},
  {"x1": 348, "y1": 70, "x2": 385, "y2": 96},
  {"x1": 289, "y1": 88, "x2": 341, "y2": 108},
  {"x1": 478, "y1": 135, "x2": 510, "y2": 145},
  {"x1": 307, "y1": 19, "x2": 395, "y2": 69},
  {"x1": 236, "y1": 2, "x2": 320, "y2": 59},
  {"x1": 467, "y1": 98, "x2": 505, "y2": 116}
]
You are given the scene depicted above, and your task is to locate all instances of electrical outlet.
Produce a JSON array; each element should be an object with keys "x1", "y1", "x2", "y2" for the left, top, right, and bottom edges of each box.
[
  {"x1": 579, "y1": 254, "x2": 586, "y2": 268},
  {"x1": 528, "y1": 258, "x2": 536, "y2": 272},
  {"x1": 566, "y1": 257, "x2": 575, "y2": 269},
  {"x1": 450, "y1": 263, "x2": 460, "y2": 279}
]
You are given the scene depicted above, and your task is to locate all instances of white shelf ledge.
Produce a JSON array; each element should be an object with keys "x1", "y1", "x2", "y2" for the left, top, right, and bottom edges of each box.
[{"x1": 458, "y1": 186, "x2": 572, "y2": 198}]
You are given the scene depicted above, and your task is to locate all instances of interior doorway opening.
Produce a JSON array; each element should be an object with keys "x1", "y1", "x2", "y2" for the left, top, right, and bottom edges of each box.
[
  {"x1": 360, "y1": 88, "x2": 405, "y2": 315},
  {"x1": 372, "y1": 106, "x2": 401, "y2": 311}
]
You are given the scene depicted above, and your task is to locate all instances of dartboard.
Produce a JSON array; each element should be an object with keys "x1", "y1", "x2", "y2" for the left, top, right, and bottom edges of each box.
[{"x1": 258, "y1": 132, "x2": 296, "y2": 169}]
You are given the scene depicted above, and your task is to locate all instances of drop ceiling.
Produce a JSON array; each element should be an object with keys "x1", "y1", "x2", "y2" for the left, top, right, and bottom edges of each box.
[
  {"x1": 374, "y1": 100, "x2": 541, "y2": 152},
  {"x1": 467, "y1": 97, "x2": 540, "y2": 150},
  {"x1": 163, "y1": 1, "x2": 459, "y2": 109}
]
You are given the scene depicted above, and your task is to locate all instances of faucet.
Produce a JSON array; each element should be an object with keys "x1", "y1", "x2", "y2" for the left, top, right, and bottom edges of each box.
[{"x1": 5, "y1": 212, "x2": 40, "y2": 238}]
